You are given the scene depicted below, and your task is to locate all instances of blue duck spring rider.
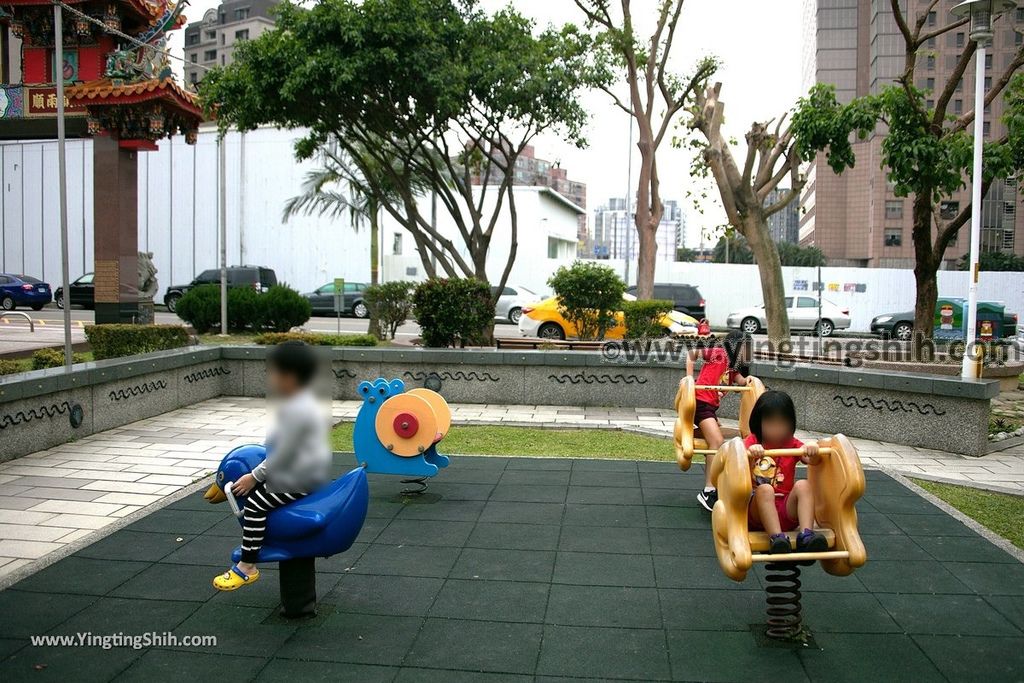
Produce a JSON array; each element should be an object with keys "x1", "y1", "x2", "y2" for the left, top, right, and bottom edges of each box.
[{"x1": 203, "y1": 378, "x2": 450, "y2": 615}]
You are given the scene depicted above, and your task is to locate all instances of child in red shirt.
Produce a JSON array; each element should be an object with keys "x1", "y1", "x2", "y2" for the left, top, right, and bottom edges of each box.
[
  {"x1": 684, "y1": 330, "x2": 752, "y2": 511},
  {"x1": 744, "y1": 390, "x2": 827, "y2": 554}
]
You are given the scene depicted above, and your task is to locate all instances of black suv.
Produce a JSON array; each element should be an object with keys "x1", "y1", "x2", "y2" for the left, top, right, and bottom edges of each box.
[
  {"x1": 626, "y1": 283, "x2": 706, "y2": 319},
  {"x1": 164, "y1": 266, "x2": 277, "y2": 313}
]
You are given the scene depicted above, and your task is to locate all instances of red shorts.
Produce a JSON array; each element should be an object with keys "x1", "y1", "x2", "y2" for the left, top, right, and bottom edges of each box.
[{"x1": 749, "y1": 492, "x2": 798, "y2": 531}]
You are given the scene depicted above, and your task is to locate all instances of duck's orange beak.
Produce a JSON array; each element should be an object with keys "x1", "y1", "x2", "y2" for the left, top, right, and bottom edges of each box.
[{"x1": 204, "y1": 482, "x2": 227, "y2": 504}]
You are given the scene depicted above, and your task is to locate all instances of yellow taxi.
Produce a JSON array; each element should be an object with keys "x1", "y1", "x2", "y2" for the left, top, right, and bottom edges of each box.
[{"x1": 518, "y1": 293, "x2": 700, "y2": 340}]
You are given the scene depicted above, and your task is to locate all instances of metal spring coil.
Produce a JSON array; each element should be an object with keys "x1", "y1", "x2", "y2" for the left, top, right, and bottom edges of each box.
[
  {"x1": 400, "y1": 476, "x2": 429, "y2": 496},
  {"x1": 764, "y1": 562, "x2": 803, "y2": 640}
]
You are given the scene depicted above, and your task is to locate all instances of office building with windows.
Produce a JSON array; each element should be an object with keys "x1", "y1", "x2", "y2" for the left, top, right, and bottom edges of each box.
[
  {"x1": 183, "y1": 0, "x2": 277, "y2": 87},
  {"x1": 799, "y1": 0, "x2": 1024, "y2": 267}
]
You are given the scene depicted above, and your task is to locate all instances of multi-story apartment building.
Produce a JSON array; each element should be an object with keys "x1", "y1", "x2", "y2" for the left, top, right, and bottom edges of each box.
[
  {"x1": 764, "y1": 187, "x2": 801, "y2": 244},
  {"x1": 800, "y1": 0, "x2": 1024, "y2": 267},
  {"x1": 589, "y1": 198, "x2": 685, "y2": 262},
  {"x1": 183, "y1": 0, "x2": 277, "y2": 87}
]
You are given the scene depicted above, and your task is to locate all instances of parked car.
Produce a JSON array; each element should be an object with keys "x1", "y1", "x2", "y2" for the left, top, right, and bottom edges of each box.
[
  {"x1": 492, "y1": 285, "x2": 538, "y2": 325},
  {"x1": 303, "y1": 281, "x2": 369, "y2": 317},
  {"x1": 54, "y1": 272, "x2": 94, "y2": 310},
  {"x1": 164, "y1": 265, "x2": 277, "y2": 313},
  {"x1": 0, "y1": 273, "x2": 51, "y2": 311},
  {"x1": 625, "y1": 283, "x2": 706, "y2": 319},
  {"x1": 871, "y1": 307, "x2": 1018, "y2": 340},
  {"x1": 726, "y1": 296, "x2": 851, "y2": 337},
  {"x1": 519, "y1": 293, "x2": 699, "y2": 340}
]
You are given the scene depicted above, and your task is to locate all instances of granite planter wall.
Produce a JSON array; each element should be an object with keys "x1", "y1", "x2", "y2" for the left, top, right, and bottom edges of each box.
[{"x1": 0, "y1": 344, "x2": 1000, "y2": 461}]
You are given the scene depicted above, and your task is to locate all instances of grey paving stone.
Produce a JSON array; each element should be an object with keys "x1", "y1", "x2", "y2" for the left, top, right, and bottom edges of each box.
[
  {"x1": 429, "y1": 578, "x2": 549, "y2": 623},
  {"x1": 537, "y1": 624, "x2": 671, "y2": 680}
]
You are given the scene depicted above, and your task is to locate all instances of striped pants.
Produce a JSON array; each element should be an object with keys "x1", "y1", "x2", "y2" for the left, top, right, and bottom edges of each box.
[{"x1": 240, "y1": 484, "x2": 307, "y2": 564}]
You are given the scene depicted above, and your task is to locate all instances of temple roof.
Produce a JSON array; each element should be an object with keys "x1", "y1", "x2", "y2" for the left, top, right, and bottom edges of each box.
[
  {"x1": 2, "y1": 0, "x2": 186, "y2": 30},
  {"x1": 67, "y1": 77, "x2": 202, "y2": 119}
]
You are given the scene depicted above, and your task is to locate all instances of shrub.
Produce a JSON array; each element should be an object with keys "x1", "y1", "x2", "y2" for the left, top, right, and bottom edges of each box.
[
  {"x1": 412, "y1": 278, "x2": 493, "y2": 348},
  {"x1": 260, "y1": 285, "x2": 312, "y2": 333},
  {"x1": 364, "y1": 281, "x2": 413, "y2": 340},
  {"x1": 547, "y1": 261, "x2": 625, "y2": 340},
  {"x1": 227, "y1": 286, "x2": 263, "y2": 332},
  {"x1": 85, "y1": 324, "x2": 191, "y2": 360},
  {"x1": 254, "y1": 332, "x2": 378, "y2": 347},
  {"x1": 31, "y1": 347, "x2": 88, "y2": 370},
  {"x1": 622, "y1": 299, "x2": 675, "y2": 339},
  {"x1": 175, "y1": 284, "x2": 222, "y2": 333},
  {"x1": 0, "y1": 359, "x2": 22, "y2": 375}
]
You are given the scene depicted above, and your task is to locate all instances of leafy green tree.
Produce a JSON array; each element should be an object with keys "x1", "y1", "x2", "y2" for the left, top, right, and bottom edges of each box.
[
  {"x1": 548, "y1": 261, "x2": 626, "y2": 340},
  {"x1": 202, "y1": 0, "x2": 598, "y2": 327},
  {"x1": 572, "y1": 0, "x2": 717, "y2": 299},
  {"x1": 958, "y1": 251, "x2": 1024, "y2": 272},
  {"x1": 712, "y1": 235, "x2": 753, "y2": 264},
  {"x1": 791, "y1": 2, "x2": 1024, "y2": 340},
  {"x1": 776, "y1": 241, "x2": 826, "y2": 267},
  {"x1": 364, "y1": 281, "x2": 414, "y2": 340},
  {"x1": 675, "y1": 247, "x2": 698, "y2": 262}
]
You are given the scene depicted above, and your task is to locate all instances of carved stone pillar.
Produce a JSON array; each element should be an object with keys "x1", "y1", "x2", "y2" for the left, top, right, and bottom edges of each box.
[{"x1": 92, "y1": 134, "x2": 139, "y2": 324}]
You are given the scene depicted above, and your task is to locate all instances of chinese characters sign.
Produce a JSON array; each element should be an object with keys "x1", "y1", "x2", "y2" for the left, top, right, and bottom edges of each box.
[{"x1": 24, "y1": 87, "x2": 85, "y2": 117}]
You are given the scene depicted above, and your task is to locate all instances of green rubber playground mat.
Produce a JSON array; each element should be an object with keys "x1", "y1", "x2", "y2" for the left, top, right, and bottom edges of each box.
[{"x1": 1, "y1": 457, "x2": 1022, "y2": 681}]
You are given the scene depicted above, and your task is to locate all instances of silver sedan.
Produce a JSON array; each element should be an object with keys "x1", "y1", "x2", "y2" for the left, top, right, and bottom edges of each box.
[{"x1": 727, "y1": 296, "x2": 851, "y2": 336}]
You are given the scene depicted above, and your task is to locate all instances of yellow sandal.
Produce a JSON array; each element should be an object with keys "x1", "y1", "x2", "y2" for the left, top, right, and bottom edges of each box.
[{"x1": 213, "y1": 564, "x2": 260, "y2": 591}]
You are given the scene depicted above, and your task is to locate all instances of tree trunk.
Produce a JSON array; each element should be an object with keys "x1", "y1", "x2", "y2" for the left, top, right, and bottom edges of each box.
[
  {"x1": 367, "y1": 210, "x2": 382, "y2": 339},
  {"x1": 911, "y1": 194, "x2": 939, "y2": 352},
  {"x1": 743, "y1": 212, "x2": 790, "y2": 344},
  {"x1": 635, "y1": 220, "x2": 659, "y2": 298}
]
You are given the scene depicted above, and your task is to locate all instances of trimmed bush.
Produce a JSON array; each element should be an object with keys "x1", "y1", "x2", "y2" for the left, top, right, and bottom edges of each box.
[
  {"x1": 85, "y1": 324, "x2": 191, "y2": 360},
  {"x1": 548, "y1": 261, "x2": 625, "y2": 340},
  {"x1": 227, "y1": 286, "x2": 263, "y2": 332},
  {"x1": 412, "y1": 278, "x2": 493, "y2": 348},
  {"x1": 622, "y1": 299, "x2": 675, "y2": 339},
  {"x1": 31, "y1": 347, "x2": 88, "y2": 370},
  {"x1": 175, "y1": 284, "x2": 222, "y2": 333},
  {"x1": 260, "y1": 285, "x2": 312, "y2": 333},
  {"x1": 254, "y1": 332, "x2": 379, "y2": 347},
  {"x1": 364, "y1": 281, "x2": 413, "y2": 340},
  {"x1": 0, "y1": 359, "x2": 22, "y2": 375}
]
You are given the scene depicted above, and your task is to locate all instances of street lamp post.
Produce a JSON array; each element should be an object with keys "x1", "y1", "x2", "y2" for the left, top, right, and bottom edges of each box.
[
  {"x1": 951, "y1": 0, "x2": 1017, "y2": 378},
  {"x1": 53, "y1": 4, "x2": 73, "y2": 370}
]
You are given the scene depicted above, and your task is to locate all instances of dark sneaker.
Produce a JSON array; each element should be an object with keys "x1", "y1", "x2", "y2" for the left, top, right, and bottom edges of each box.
[
  {"x1": 796, "y1": 528, "x2": 828, "y2": 553},
  {"x1": 769, "y1": 533, "x2": 792, "y2": 554},
  {"x1": 696, "y1": 488, "x2": 718, "y2": 512}
]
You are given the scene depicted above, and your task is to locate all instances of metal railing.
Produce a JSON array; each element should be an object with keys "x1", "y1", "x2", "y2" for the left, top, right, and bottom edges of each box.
[{"x1": 0, "y1": 312, "x2": 34, "y2": 332}]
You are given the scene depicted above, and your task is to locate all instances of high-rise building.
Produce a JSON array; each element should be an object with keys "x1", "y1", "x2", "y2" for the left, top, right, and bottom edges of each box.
[
  {"x1": 764, "y1": 188, "x2": 800, "y2": 244},
  {"x1": 183, "y1": 0, "x2": 278, "y2": 87},
  {"x1": 800, "y1": 0, "x2": 1024, "y2": 267},
  {"x1": 589, "y1": 197, "x2": 683, "y2": 261}
]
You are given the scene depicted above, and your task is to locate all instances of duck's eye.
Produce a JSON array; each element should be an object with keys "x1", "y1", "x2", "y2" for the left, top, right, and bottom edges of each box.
[{"x1": 217, "y1": 472, "x2": 224, "y2": 482}]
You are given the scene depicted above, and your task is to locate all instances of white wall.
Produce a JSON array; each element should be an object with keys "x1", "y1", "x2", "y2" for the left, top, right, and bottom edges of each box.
[
  {"x1": 474, "y1": 258, "x2": 1024, "y2": 332},
  {"x1": 2, "y1": 126, "x2": 370, "y2": 302}
]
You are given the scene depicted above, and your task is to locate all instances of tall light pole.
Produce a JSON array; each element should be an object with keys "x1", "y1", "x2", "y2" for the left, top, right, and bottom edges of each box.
[
  {"x1": 951, "y1": 0, "x2": 1017, "y2": 378},
  {"x1": 53, "y1": 3, "x2": 72, "y2": 369},
  {"x1": 623, "y1": 114, "x2": 633, "y2": 285}
]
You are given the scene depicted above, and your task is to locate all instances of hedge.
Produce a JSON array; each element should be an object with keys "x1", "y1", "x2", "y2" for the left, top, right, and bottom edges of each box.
[
  {"x1": 85, "y1": 324, "x2": 191, "y2": 360},
  {"x1": 364, "y1": 281, "x2": 413, "y2": 340},
  {"x1": 548, "y1": 262, "x2": 625, "y2": 340},
  {"x1": 260, "y1": 285, "x2": 312, "y2": 333},
  {"x1": 31, "y1": 347, "x2": 88, "y2": 370},
  {"x1": 622, "y1": 299, "x2": 675, "y2": 339},
  {"x1": 0, "y1": 359, "x2": 21, "y2": 376},
  {"x1": 254, "y1": 332, "x2": 379, "y2": 347},
  {"x1": 174, "y1": 284, "x2": 222, "y2": 333},
  {"x1": 412, "y1": 278, "x2": 493, "y2": 348}
]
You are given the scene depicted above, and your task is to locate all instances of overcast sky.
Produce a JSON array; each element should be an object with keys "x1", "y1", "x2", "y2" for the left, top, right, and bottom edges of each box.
[{"x1": 168, "y1": 0, "x2": 805, "y2": 247}]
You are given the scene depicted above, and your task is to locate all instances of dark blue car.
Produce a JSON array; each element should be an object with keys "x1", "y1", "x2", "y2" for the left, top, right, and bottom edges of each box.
[{"x1": 0, "y1": 274, "x2": 51, "y2": 311}]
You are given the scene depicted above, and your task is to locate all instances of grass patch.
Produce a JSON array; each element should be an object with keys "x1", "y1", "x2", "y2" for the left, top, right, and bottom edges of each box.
[
  {"x1": 913, "y1": 478, "x2": 1024, "y2": 549},
  {"x1": 331, "y1": 423, "x2": 684, "y2": 461}
]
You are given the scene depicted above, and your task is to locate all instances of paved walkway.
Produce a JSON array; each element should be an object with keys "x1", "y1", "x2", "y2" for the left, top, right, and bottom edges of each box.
[{"x1": 1, "y1": 397, "x2": 1022, "y2": 584}]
